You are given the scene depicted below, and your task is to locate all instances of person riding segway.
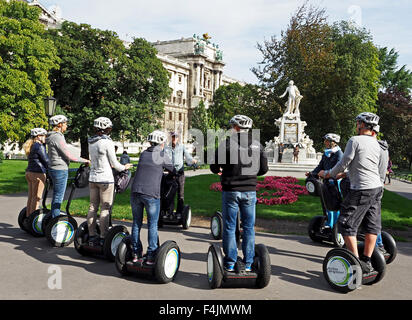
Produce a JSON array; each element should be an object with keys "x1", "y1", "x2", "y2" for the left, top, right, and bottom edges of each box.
[
  {"x1": 320, "y1": 112, "x2": 387, "y2": 292},
  {"x1": 115, "y1": 130, "x2": 181, "y2": 283},
  {"x1": 42, "y1": 115, "x2": 90, "y2": 247},
  {"x1": 159, "y1": 131, "x2": 196, "y2": 229},
  {"x1": 18, "y1": 128, "x2": 50, "y2": 235},
  {"x1": 207, "y1": 115, "x2": 271, "y2": 289},
  {"x1": 73, "y1": 117, "x2": 132, "y2": 261}
]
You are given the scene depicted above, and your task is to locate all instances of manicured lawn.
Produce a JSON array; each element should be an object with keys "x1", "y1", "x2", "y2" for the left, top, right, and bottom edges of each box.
[
  {"x1": 63, "y1": 174, "x2": 412, "y2": 230},
  {"x1": 0, "y1": 160, "x2": 81, "y2": 195}
]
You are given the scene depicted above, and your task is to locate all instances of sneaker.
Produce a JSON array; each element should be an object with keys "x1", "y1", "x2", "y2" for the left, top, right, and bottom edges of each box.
[
  {"x1": 245, "y1": 265, "x2": 252, "y2": 272},
  {"x1": 145, "y1": 256, "x2": 155, "y2": 265},
  {"x1": 360, "y1": 259, "x2": 375, "y2": 274},
  {"x1": 224, "y1": 265, "x2": 234, "y2": 272},
  {"x1": 176, "y1": 213, "x2": 182, "y2": 220},
  {"x1": 377, "y1": 245, "x2": 387, "y2": 255}
]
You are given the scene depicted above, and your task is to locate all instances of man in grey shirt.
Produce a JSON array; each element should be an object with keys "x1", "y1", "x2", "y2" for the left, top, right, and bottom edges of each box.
[{"x1": 319, "y1": 112, "x2": 382, "y2": 274}]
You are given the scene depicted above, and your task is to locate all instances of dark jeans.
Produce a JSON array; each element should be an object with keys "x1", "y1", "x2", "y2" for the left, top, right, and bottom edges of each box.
[
  {"x1": 168, "y1": 173, "x2": 185, "y2": 214},
  {"x1": 48, "y1": 169, "x2": 69, "y2": 218}
]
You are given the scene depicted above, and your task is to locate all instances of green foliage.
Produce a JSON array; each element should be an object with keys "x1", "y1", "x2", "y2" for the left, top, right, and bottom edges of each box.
[
  {"x1": 47, "y1": 22, "x2": 171, "y2": 156},
  {"x1": 252, "y1": 4, "x2": 381, "y2": 150},
  {"x1": 378, "y1": 47, "x2": 412, "y2": 93},
  {"x1": 0, "y1": 0, "x2": 59, "y2": 145}
]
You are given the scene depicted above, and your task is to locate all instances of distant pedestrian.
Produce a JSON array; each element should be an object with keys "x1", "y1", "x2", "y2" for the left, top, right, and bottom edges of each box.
[
  {"x1": 278, "y1": 143, "x2": 284, "y2": 163},
  {"x1": 120, "y1": 150, "x2": 131, "y2": 165},
  {"x1": 293, "y1": 145, "x2": 299, "y2": 163},
  {"x1": 385, "y1": 157, "x2": 393, "y2": 185}
]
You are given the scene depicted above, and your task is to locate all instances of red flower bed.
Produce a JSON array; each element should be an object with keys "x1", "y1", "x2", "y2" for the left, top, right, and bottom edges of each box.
[{"x1": 209, "y1": 176, "x2": 308, "y2": 205}]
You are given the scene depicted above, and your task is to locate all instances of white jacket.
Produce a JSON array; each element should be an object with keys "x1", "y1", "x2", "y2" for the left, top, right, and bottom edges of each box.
[{"x1": 88, "y1": 135, "x2": 125, "y2": 183}]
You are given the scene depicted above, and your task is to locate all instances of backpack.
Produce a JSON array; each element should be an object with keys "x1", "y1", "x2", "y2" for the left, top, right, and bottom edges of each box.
[
  {"x1": 74, "y1": 164, "x2": 90, "y2": 188},
  {"x1": 114, "y1": 170, "x2": 131, "y2": 193}
]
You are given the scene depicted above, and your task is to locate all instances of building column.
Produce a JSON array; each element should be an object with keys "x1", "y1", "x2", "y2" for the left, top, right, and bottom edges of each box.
[{"x1": 195, "y1": 63, "x2": 200, "y2": 96}]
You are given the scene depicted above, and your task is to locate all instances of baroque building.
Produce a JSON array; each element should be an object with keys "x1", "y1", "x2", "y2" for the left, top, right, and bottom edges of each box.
[{"x1": 153, "y1": 35, "x2": 244, "y2": 142}]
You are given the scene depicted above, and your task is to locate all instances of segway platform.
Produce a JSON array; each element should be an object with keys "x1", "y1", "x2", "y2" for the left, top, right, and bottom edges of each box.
[
  {"x1": 115, "y1": 236, "x2": 181, "y2": 283},
  {"x1": 323, "y1": 243, "x2": 386, "y2": 293},
  {"x1": 207, "y1": 244, "x2": 270, "y2": 289},
  {"x1": 74, "y1": 221, "x2": 129, "y2": 261},
  {"x1": 158, "y1": 205, "x2": 191, "y2": 229},
  {"x1": 308, "y1": 215, "x2": 345, "y2": 247}
]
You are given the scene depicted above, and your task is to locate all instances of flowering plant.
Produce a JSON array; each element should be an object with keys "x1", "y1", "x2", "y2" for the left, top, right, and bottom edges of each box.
[{"x1": 209, "y1": 176, "x2": 308, "y2": 205}]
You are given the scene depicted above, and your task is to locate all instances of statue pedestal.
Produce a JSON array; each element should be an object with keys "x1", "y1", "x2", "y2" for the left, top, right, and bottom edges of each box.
[{"x1": 265, "y1": 112, "x2": 320, "y2": 165}]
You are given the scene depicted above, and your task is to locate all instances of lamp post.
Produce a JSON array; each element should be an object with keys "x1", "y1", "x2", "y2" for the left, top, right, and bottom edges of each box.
[{"x1": 43, "y1": 96, "x2": 57, "y2": 130}]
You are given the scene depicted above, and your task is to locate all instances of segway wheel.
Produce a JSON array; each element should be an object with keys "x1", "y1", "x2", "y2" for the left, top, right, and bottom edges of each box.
[
  {"x1": 41, "y1": 212, "x2": 53, "y2": 235},
  {"x1": 381, "y1": 231, "x2": 397, "y2": 264},
  {"x1": 154, "y1": 241, "x2": 181, "y2": 284},
  {"x1": 115, "y1": 237, "x2": 132, "y2": 276},
  {"x1": 210, "y1": 212, "x2": 223, "y2": 240},
  {"x1": 104, "y1": 225, "x2": 129, "y2": 261},
  {"x1": 323, "y1": 248, "x2": 363, "y2": 293},
  {"x1": 182, "y1": 205, "x2": 191, "y2": 230},
  {"x1": 45, "y1": 214, "x2": 78, "y2": 247},
  {"x1": 357, "y1": 242, "x2": 386, "y2": 285},
  {"x1": 308, "y1": 216, "x2": 324, "y2": 243},
  {"x1": 18, "y1": 207, "x2": 29, "y2": 232},
  {"x1": 305, "y1": 178, "x2": 318, "y2": 196},
  {"x1": 332, "y1": 223, "x2": 345, "y2": 248},
  {"x1": 207, "y1": 245, "x2": 223, "y2": 289},
  {"x1": 254, "y1": 244, "x2": 271, "y2": 288},
  {"x1": 26, "y1": 209, "x2": 49, "y2": 237},
  {"x1": 74, "y1": 221, "x2": 90, "y2": 256}
]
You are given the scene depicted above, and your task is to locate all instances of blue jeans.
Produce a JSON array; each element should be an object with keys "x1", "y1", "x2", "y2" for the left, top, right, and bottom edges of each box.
[
  {"x1": 130, "y1": 193, "x2": 160, "y2": 258},
  {"x1": 222, "y1": 191, "x2": 256, "y2": 269},
  {"x1": 48, "y1": 169, "x2": 68, "y2": 218}
]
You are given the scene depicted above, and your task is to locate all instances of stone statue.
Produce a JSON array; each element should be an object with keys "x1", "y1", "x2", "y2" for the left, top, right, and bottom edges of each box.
[{"x1": 279, "y1": 80, "x2": 303, "y2": 115}]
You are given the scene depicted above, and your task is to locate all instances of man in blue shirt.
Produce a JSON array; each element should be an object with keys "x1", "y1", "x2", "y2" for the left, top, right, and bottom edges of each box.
[{"x1": 164, "y1": 132, "x2": 197, "y2": 219}]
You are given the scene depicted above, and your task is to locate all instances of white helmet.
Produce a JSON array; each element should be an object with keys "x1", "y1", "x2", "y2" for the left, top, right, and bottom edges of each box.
[
  {"x1": 49, "y1": 115, "x2": 68, "y2": 126},
  {"x1": 373, "y1": 125, "x2": 380, "y2": 133},
  {"x1": 30, "y1": 128, "x2": 47, "y2": 137},
  {"x1": 229, "y1": 115, "x2": 253, "y2": 129},
  {"x1": 147, "y1": 130, "x2": 167, "y2": 144},
  {"x1": 355, "y1": 112, "x2": 379, "y2": 126},
  {"x1": 93, "y1": 117, "x2": 113, "y2": 130},
  {"x1": 323, "y1": 133, "x2": 340, "y2": 143}
]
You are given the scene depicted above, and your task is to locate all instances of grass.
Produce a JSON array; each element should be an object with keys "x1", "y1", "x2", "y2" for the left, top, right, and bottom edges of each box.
[
  {"x1": 0, "y1": 160, "x2": 82, "y2": 195},
  {"x1": 63, "y1": 174, "x2": 412, "y2": 231}
]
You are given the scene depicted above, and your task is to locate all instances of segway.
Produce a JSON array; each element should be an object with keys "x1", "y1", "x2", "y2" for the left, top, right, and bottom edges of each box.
[
  {"x1": 207, "y1": 243, "x2": 271, "y2": 289},
  {"x1": 74, "y1": 170, "x2": 130, "y2": 261},
  {"x1": 18, "y1": 176, "x2": 52, "y2": 236},
  {"x1": 323, "y1": 242, "x2": 386, "y2": 293},
  {"x1": 157, "y1": 171, "x2": 191, "y2": 230},
  {"x1": 307, "y1": 177, "x2": 345, "y2": 247},
  {"x1": 305, "y1": 172, "x2": 321, "y2": 196},
  {"x1": 210, "y1": 210, "x2": 242, "y2": 246},
  {"x1": 42, "y1": 164, "x2": 90, "y2": 247},
  {"x1": 357, "y1": 230, "x2": 397, "y2": 264},
  {"x1": 115, "y1": 236, "x2": 181, "y2": 284}
]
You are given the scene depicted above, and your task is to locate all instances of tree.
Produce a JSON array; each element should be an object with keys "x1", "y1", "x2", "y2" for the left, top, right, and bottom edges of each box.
[
  {"x1": 47, "y1": 21, "x2": 170, "y2": 157},
  {"x1": 252, "y1": 3, "x2": 381, "y2": 151},
  {"x1": 377, "y1": 88, "x2": 412, "y2": 170},
  {"x1": 378, "y1": 47, "x2": 412, "y2": 93},
  {"x1": 0, "y1": 0, "x2": 59, "y2": 145}
]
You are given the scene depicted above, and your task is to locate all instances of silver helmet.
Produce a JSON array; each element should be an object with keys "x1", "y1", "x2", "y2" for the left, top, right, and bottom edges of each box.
[
  {"x1": 323, "y1": 133, "x2": 340, "y2": 143},
  {"x1": 147, "y1": 130, "x2": 167, "y2": 144},
  {"x1": 93, "y1": 117, "x2": 113, "y2": 130},
  {"x1": 30, "y1": 128, "x2": 47, "y2": 137},
  {"x1": 355, "y1": 112, "x2": 380, "y2": 126},
  {"x1": 49, "y1": 115, "x2": 68, "y2": 126},
  {"x1": 229, "y1": 115, "x2": 253, "y2": 129}
]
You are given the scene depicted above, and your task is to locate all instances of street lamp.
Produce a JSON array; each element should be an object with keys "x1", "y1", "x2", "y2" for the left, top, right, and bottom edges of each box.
[{"x1": 43, "y1": 96, "x2": 57, "y2": 117}]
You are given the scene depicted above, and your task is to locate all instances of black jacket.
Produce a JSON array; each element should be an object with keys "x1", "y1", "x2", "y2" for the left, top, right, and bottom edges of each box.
[
  {"x1": 131, "y1": 145, "x2": 175, "y2": 199},
  {"x1": 210, "y1": 132, "x2": 268, "y2": 192},
  {"x1": 26, "y1": 142, "x2": 49, "y2": 174}
]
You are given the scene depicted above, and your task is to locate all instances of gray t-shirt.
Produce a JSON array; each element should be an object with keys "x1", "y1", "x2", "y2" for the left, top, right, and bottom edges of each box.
[{"x1": 328, "y1": 135, "x2": 382, "y2": 190}]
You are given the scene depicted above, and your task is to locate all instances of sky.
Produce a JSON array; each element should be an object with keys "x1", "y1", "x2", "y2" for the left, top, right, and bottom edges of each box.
[{"x1": 37, "y1": 0, "x2": 412, "y2": 84}]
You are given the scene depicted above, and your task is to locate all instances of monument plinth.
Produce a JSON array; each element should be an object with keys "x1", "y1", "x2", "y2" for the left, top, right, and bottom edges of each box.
[{"x1": 264, "y1": 81, "x2": 321, "y2": 165}]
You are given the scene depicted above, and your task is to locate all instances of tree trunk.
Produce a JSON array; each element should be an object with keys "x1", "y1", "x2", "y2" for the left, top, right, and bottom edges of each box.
[{"x1": 80, "y1": 136, "x2": 89, "y2": 159}]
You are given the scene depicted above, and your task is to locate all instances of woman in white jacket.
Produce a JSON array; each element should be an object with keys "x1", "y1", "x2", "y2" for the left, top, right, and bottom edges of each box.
[{"x1": 87, "y1": 117, "x2": 132, "y2": 246}]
